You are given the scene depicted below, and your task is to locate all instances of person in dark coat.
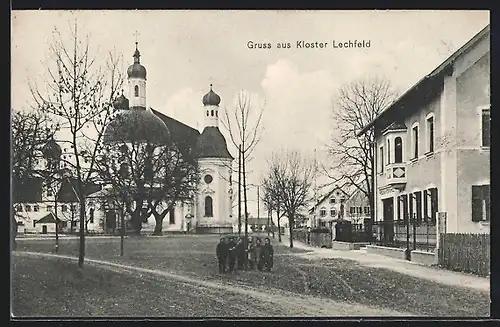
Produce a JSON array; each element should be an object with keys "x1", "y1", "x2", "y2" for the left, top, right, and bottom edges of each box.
[
  {"x1": 235, "y1": 237, "x2": 246, "y2": 270},
  {"x1": 262, "y1": 237, "x2": 274, "y2": 272},
  {"x1": 254, "y1": 238, "x2": 264, "y2": 271},
  {"x1": 245, "y1": 236, "x2": 255, "y2": 270},
  {"x1": 216, "y1": 237, "x2": 229, "y2": 273},
  {"x1": 227, "y1": 237, "x2": 237, "y2": 273}
]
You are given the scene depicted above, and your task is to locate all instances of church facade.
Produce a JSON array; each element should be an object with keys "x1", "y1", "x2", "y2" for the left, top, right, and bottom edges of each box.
[
  {"x1": 100, "y1": 42, "x2": 235, "y2": 234},
  {"x1": 13, "y1": 42, "x2": 235, "y2": 235}
]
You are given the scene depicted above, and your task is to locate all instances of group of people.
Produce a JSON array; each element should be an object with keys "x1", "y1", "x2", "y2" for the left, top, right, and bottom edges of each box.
[{"x1": 216, "y1": 236, "x2": 274, "y2": 274}]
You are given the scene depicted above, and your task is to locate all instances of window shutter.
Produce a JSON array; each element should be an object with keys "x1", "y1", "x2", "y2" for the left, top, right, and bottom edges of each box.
[
  {"x1": 471, "y1": 186, "x2": 482, "y2": 222},
  {"x1": 397, "y1": 196, "x2": 401, "y2": 221},
  {"x1": 483, "y1": 185, "x2": 490, "y2": 221},
  {"x1": 416, "y1": 191, "x2": 422, "y2": 224},
  {"x1": 409, "y1": 194, "x2": 414, "y2": 222},
  {"x1": 430, "y1": 188, "x2": 438, "y2": 225},
  {"x1": 423, "y1": 190, "x2": 428, "y2": 223}
]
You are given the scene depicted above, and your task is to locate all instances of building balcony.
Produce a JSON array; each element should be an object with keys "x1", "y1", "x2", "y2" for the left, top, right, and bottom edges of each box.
[{"x1": 385, "y1": 162, "x2": 407, "y2": 189}]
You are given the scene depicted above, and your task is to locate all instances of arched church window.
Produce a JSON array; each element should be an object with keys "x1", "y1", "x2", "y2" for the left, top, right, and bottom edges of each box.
[
  {"x1": 211, "y1": 110, "x2": 214, "y2": 117},
  {"x1": 395, "y1": 137, "x2": 403, "y2": 163},
  {"x1": 216, "y1": 110, "x2": 218, "y2": 117},
  {"x1": 134, "y1": 85, "x2": 139, "y2": 97},
  {"x1": 206, "y1": 110, "x2": 209, "y2": 117},
  {"x1": 205, "y1": 196, "x2": 213, "y2": 217}
]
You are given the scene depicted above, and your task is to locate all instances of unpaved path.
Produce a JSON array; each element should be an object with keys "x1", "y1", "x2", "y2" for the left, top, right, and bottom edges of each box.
[
  {"x1": 14, "y1": 251, "x2": 411, "y2": 317},
  {"x1": 282, "y1": 237, "x2": 490, "y2": 293}
]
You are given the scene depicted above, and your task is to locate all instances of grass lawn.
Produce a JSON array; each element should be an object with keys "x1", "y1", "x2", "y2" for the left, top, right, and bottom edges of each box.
[
  {"x1": 11, "y1": 255, "x2": 293, "y2": 317},
  {"x1": 14, "y1": 235, "x2": 490, "y2": 317}
]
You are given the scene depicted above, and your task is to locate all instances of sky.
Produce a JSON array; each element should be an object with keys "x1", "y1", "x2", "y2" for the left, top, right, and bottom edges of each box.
[{"x1": 11, "y1": 10, "x2": 489, "y2": 218}]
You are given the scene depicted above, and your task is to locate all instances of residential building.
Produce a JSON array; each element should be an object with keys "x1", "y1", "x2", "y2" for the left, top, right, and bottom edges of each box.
[
  {"x1": 308, "y1": 182, "x2": 371, "y2": 240},
  {"x1": 358, "y1": 25, "x2": 490, "y2": 250}
]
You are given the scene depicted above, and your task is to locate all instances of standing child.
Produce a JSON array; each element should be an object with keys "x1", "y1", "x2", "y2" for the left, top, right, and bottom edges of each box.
[
  {"x1": 254, "y1": 238, "x2": 264, "y2": 271},
  {"x1": 262, "y1": 237, "x2": 274, "y2": 272},
  {"x1": 246, "y1": 236, "x2": 255, "y2": 270},
  {"x1": 216, "y1": 237, "x2": 228, "y2": 274},
  {"x1": 227, "y1": 237, "x2": 237, "y2": 273}
]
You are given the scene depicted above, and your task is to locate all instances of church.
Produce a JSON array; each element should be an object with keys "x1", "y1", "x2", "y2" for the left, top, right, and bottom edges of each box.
[
  {"x1": 100, "y1": 42, "x2": 235, "y2": 234},
  {"x1": 13, "y1": 42, "x2": 236, "y2": 235}
]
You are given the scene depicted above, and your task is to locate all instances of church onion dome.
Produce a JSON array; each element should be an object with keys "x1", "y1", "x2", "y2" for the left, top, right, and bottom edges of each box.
[
  {"x1": 103, "y1": 108, "x2": 171, "y2": 145},
  {"x1": 196, "y1": 126, "x2": 233, "y2": 159},
  {"x1": 127, "y1": 42, "x2": 147, "y2": 79},
  {"x1": 42, "y1": 137, "x2": 62, "y2": 160},
  {"x1": 202, "y1": 84, "x2": 221, "y2": 106},
  {"x1": 113, "y1": 93, "x2": 130, "y2": 110}
]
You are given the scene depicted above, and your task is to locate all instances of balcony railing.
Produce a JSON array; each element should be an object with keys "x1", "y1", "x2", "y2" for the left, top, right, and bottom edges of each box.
[{"x1": 385, "y1": 162, "x2": 407, "y2": 188}]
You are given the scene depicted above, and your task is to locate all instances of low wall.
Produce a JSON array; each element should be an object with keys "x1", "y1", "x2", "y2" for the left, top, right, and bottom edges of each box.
[
  {"x1": 366, "y1": 245, "x2": 407, "y2": 260},
  {"x1": 195, "y1": 227, "x2": 234, "y2": 234},
  {"x1": 411, "y1": 250, "x2": 437, "y2": 266},
  {"x1": 332, "y1": 241, "x2": 369, "y2": 250}
]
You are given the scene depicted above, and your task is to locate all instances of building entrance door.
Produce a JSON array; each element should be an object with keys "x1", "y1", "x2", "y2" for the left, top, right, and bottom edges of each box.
[{"x1": 382, "y1": 198, "x2": 394, "y2": 244}]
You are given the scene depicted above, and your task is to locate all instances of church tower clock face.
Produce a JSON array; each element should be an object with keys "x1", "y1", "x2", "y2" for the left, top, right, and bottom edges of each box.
[{"x1": 204, "y1": 174, "x2": 213, "y2": 184}]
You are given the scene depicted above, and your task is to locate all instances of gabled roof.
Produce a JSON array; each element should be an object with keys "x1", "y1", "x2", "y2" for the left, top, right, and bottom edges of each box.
[
  {"x1": 57, "y1": 178, "x2": 102, "y2": 203},
  {"x1": 358, "y1": 24, "x2": 490, "y2": 137},
  {"x1": 12, "y1": 176, "x2": 43, "y2": 203},
  {"x1": 309, "y1": 182, "x2": 350, "y2": 213},
  {"x1": 35, "y1": 212, "x2": 61, "y2": 224},
  {"x1": 151, "y1": 109, "x2": 201, "y2": 153}
]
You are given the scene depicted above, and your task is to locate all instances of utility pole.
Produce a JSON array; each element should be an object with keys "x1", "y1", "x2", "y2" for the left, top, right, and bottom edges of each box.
[
  {"x1": 243, "y1": 150, "x2": 248, "y2": 240},
  {"x1": 257, "y1": 185, "x2": 260, "y2": 233},
  {"x1": 54, "y1": 183, "x2": 59, "y2": 252},
  {"x1": 238, "y1": 145, "x2": 242, "y2": 236}
]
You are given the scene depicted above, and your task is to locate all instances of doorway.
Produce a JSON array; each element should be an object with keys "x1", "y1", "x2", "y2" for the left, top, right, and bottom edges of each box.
[
  {"x1": 42, "y1": 225, "x2": 48, "y2": 234},
  {"x1": 382, "y1": 198, "x2": 394, "y2": 244}
]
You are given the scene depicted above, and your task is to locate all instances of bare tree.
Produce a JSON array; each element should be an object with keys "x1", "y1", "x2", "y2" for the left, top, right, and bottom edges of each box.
[
  {"x1": 325, "y1": 76, "x2": 398, "y2": 225},
  {"x1": 11, "y1": 110, "x2": 60, "y2": 250},
  {"x1": 221, "y1": 90, "x2": 265, "y2": 238},
  {"x1": 265, "y1": 150, "x2": 314, "y2": 248},
  {"x1": 29, "y1": 22, "x2": 124, "y2": 267},
  {"x1": 261, "y1": 176, "x2": 286, "y2": 242},
  {"x1": 98, "y1": 128, "x2": 199, "y2": 236}
]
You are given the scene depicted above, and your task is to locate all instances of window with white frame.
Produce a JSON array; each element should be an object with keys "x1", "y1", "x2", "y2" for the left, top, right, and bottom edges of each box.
[
  {"x1": 330, "y1": 208, "x2": 336, "y2": 217},
  {"x1": 394, "y1": 137, "x2": 403, "y2": 163},
  {"x1": 320, "y1": 207, "x2": 326, "y2": 217},
  {"x1": 426, "y1": 114, "x2": 435, "y2": 153},
  {"x1": 481, "y1": 108, "x2": 490, "y2": 147},
  {"x1": 329, "y1": 198, "x2": 336, "y2": 204},
  {"x1": 411, "y1": 123, "x2": 419, "y2": 159}
]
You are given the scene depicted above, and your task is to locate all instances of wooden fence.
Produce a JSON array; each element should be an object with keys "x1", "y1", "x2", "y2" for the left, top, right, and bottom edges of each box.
[{"x1": 438, "y1": 233, "x2": 490, "y2": 277}]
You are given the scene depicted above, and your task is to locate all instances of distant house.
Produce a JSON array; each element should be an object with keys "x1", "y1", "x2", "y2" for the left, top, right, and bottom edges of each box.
[
  {"x1": 308, "y1": 182, "x2": 370, "y2": 227},
  {"x1": 247, "y1": 217, "x2": 277, "y2": 233},
  {"x1": 358, "y1": 25, "x2": 490, "y2": 250},
  {"x1": 13, "y1": 175, "x2": 102, "y2": 234}
]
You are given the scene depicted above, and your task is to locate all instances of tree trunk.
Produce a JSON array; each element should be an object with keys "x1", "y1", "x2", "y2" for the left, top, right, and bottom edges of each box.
[
  {"x1": 288, "y1": 215, "x2": 294, "y2": 248},
  {"x1": 243, "y1": 151, "x2": 249, "y2": 239},
  {"x1": 78, "y1": 199, "x2": 86, "y2": 268},
  {"x1": 152, "y1": 214, "x2": 164, "y2": 236},
  {"x1": 130, "y1": 199, "x2": 143, "y2": 235},
  {"x1": 277, "y1": 209, "x2": 282, "y2": 243}
]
